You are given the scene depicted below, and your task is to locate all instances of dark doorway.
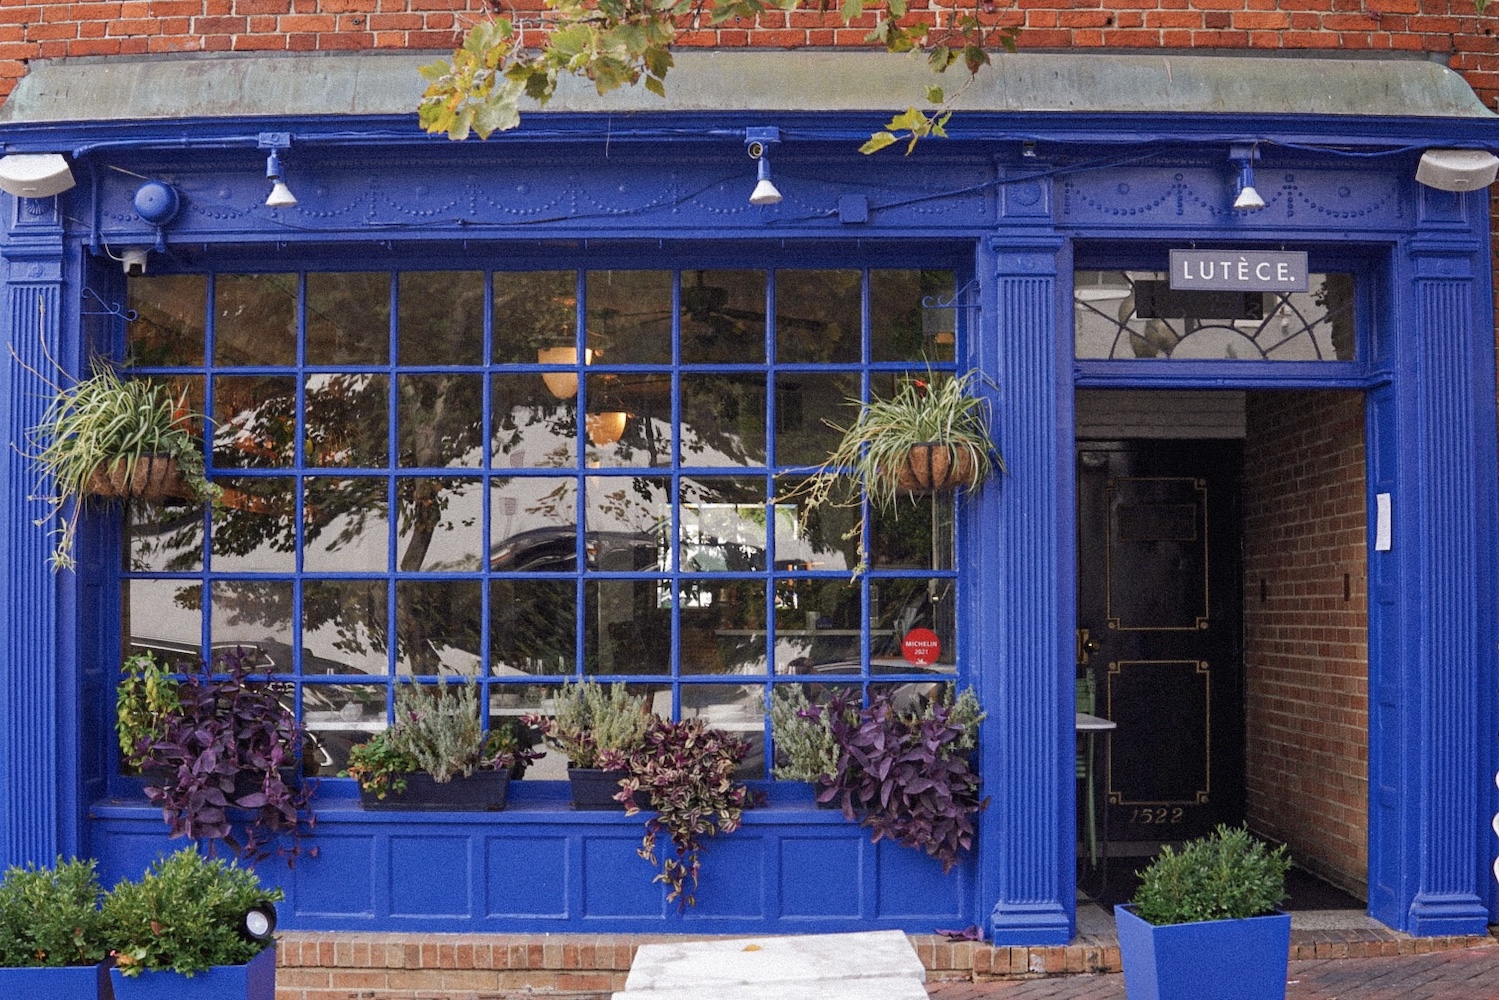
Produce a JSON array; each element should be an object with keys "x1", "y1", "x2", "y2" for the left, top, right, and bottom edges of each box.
[{"x1": 1076, "y1": 440, "x2": 1246, "y2": 854}]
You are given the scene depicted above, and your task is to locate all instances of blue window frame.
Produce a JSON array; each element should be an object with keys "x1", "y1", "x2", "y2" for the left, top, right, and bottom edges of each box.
[{"x1": 115, "y1": 257, "x2": 973, "y2": 784}]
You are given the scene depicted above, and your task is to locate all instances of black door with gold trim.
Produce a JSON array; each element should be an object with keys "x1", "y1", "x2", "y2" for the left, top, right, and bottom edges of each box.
[{"x1": 1077, "y1": 441, "x2": 1245, "y2": 846}]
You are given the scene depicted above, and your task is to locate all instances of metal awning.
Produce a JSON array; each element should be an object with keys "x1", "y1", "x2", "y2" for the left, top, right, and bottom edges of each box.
[{"x1": 0, "y1": 49, "x2": 1492, "y2": 124}]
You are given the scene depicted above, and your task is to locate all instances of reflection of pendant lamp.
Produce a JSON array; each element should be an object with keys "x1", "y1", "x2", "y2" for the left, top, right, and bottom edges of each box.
[
  {"x1": 537, "y1": 346, "x2": 593, "y2": 399},
  {"x1": 585, "y1": 410, "x2": 629, "y2": 447}
]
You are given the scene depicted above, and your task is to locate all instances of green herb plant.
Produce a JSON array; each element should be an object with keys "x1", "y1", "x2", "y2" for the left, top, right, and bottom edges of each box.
[
  {"x1": 783, "y1": 369, "x2": 1001, "y2": 575},
  {"x1": 342, "y1": 678, "x2": 538, "y2": 796},
  {"x1": 1131, "y1": 824, "x2": 1292, "y2": 926},
  {"x1": 115, "y1": 652, "x2": 181, "y2": 770},
  {"x1": 768, "y1": 686, "x2": 849, "y2": 783},
  {"x1": 25, "y1": 358, "x2": 216, "y2": 571},
  {"x1": 102, "y1": 848, "x2": 283, "y2": 978},
  {"x1": 0, "y1": 857, "x2": 107, "y2": 968},
  {"x1": 525, "y1": 680, "x2": 651, "y2": 769}
]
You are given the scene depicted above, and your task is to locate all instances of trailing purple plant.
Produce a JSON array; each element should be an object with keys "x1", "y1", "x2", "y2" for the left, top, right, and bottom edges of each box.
[
  {"x1": 140, "y1": 647, "x2": 317, "y2": 865},
  {"x1": 604, "y1": 716, "x2": 752, "y2": 910},
  {"x1": 817, "y1": 689, "x2": 986, "y2": 873}
]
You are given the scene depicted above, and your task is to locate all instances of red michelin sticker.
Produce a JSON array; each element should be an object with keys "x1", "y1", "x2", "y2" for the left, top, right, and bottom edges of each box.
[{"x1": 901, "y1": 627, "x2": 941, "y2": 667}]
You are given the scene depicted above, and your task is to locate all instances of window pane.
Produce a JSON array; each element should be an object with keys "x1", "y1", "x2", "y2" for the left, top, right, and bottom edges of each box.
[
  {"x1": 681, "y1": 270, "x2": 766, "y2": 364},
  {"x1": 492, "y1": 373, "x2": 576, "y2": 468},
  {"x1": 489, "y1": 579, "x2": 576, "y2": 676},
  {"x1": 776, "y1": 270, "x2": 861, "y2": 363},
  {"x1": 396, "y1": 477, "x2": 483, "y2": 571},
  {"x1": 490, "y1": 477, "x2": 579, "y2": 572},
  {"x1": 773, "y1": 372, "x2": 859, "y2": 468},
  {"x1": 305, "y1": 373, "x2": 389, "y2": 468},
  {"x1": 397, "y1": 374, "x2": 484, "y2": 468},
  {"x1": 679, "y1": 580, "x2": 768, "y2": 675},
  {"x1": 677, "y1": 374, "x2": 766, "y2": 468},
  {"x1": 680, "y1": 683, "x2": 764, "y2": 777},
  {"x1": 870, "y1": 493, "x2": 954, "y2": 571},
  {"x1": 210, "y1": 580, "x2": 294, "y2": 660},
  {"x1": 215, "y1": 274, "x2": 297, "y2": 367},
  {"x1": 302, "y1": 580, "x2": 388, "y2": 676},
  {"x1": 586, "y1": 270, "x2": 671, "y2": 364},
  {"x1": 774, "y1": 578, "x2": 861, "y2": 672},
  {"x1": 306, "y1": 272, "x2": 389, "y2": 365},
  {"x1": 128, "y1": 274, "x2": 206, "y2": 367},
  {"x1": 396, "y1": 581, "x2": 483, "y2": 676},
  {"x1": 588, "y1": 373, "x2": 671, "y2": 468},
  {"x1": 1073, "y1": 270, "x2": 1356, "y2": 361},
  {"x1": 398, "y1": 271, "x2": 484, "y2": 365},
  {"x1": 585, "y1": 579, "x2": 670, "y2": 674},
  {"x1": 302, "y1": 683, "x2": 388, "y2": 774},
  {"x1": 212, "y1": 476, "x2": 296, "y2": 573},
  {"x1": 127, "y1": 503, "x2": 203, "y2": 573},
  {"x1": 304, "y1": 477, "x2": 389, "y2": 572},
  {"x1": 124, "y1": 579, "x2": 202, "y2": 661},
  {"x1": 214, "y1": 375, "x2": 297, "y2": 468},
  {"x1": 772, "y1": 476, "x2": 861, "y2": 575},
  {"x1": 586, "y1": 476, "x2": 670, "y2": 558},
  {"x1": 679, "y1": 476, "x2": 767, "y2": 570},
  {"x1": 494, "y1": 271, "x2": 577, "y2": 364},
  {"x1": 870, "y1": 577, "x2": 955, "y2": 667},
  {"x1": 871, "y1": 269, "x2": 954, "y2": 363}
]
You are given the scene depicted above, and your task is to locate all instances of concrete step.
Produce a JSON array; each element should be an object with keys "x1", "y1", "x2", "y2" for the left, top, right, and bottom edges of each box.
[{"x1": 617, "y1": 930, "x2": 927, "y2": 998}]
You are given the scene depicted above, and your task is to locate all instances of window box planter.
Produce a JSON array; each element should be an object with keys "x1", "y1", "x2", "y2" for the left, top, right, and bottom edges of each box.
[
  {"x1": 1114, "y1": 904, "x2": 1291, "y2": 1000},
  {"x1": 358, "y1": 769, "x2": 511, "y2": 811},
  {"x1": 0, "y1": 962, "x2": 113, "y2": 1000},
  {"x1": 109, "y1": 946, "x2": 274, "y2": 1000}
]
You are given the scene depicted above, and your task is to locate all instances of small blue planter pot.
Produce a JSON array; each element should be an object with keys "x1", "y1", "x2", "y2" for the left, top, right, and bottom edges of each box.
[
  {"x1": 1115, "y1": 905, "x2": 1291, "y2": 1000},
  {"x1": 109, "y1": 945, "x2": 274, "y2": 1000},
  {"x1": 0, "y1": 961, "x2": 113, "y2": 1000}
]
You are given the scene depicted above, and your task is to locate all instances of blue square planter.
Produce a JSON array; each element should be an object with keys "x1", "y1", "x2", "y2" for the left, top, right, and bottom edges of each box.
[
  {"x1": 109, "y1": 945, "x2": 274, "y2": 1000},
  {"x1": 0, "y1": 961, "x2": 112, "y2": 1000},
  {"x1": 1115, "y1": 905, "x2": 1291, "y2": 1000}
]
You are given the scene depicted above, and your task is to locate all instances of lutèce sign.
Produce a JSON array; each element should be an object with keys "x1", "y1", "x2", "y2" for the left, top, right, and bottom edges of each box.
[{"x1": 1169, "y1": 250, "x2": 1308, "y2": 292}]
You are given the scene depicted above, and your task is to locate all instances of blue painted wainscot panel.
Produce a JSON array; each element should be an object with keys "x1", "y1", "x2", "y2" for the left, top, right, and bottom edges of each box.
[{"x1": 87, "y1": 786, "x2": 974, "y2": 934}]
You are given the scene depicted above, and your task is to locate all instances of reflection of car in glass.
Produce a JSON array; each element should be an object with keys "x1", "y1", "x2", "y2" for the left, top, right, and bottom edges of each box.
[{"x1": 489, "y1": 527, "x2": 659, "y2": 572}]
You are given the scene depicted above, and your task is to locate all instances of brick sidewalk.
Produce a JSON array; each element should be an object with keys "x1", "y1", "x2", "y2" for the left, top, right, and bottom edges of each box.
[{"x1": 924, "y1": 944, "x2": 1499, "y2": 1000}]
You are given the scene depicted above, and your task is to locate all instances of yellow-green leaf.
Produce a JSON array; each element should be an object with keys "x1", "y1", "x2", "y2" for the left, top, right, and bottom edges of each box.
[
  {"x1": 926, "y1": 86, "x2": 944, "y2": 105},
  {"x1": 860, "y1": 131, "x2": 898, "y2": 155}
]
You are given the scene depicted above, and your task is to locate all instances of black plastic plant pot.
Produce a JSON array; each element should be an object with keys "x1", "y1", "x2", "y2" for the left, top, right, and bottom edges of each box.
[
  {"x1": 358, "y1": 769, "x2": 511, "y2": 811},
  {"x1": 567, "y1": 768, "x2": 634, "y2": 810}
]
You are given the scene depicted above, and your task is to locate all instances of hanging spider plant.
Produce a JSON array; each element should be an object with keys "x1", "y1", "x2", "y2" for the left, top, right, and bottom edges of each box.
[
  {"x1": 785, "y1": 369, "x2": 1002, "y2": 573},
  {"x1": 28, "y1": 360, "x2": 216, "y2": 571}
]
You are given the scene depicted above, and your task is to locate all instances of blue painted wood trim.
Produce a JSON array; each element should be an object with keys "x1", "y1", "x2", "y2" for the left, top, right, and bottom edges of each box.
[
  {"x1": 982, "y1": 236, "x2": 1073, "y2": 945},
  {"x1": 0, "y1": 194, "x2": 70, "y2": 868},
  {"x1": 1396, "y1": 230, "x2": 1499, "y2": 936}
]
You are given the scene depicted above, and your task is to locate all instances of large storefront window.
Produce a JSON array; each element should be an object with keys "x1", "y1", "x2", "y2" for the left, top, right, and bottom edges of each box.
[
  {"x1": 1074, "y1": 270, "x2": 1355, "y2": 361},
  {"x1": 120, "y1": 266, "x2": 963, "y2": 779}
]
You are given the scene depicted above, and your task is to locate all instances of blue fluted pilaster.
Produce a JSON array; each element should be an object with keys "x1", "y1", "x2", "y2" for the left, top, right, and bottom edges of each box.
[
  {"x1": 1397, "y1": 240, "x2": 1498, "y2": 935},
  {"x1": 0, "y1": 195, "x2": 68, "y2": 868},
  {"x1": 976, "y1": 236, "x2": 1073, "y2": 945}
]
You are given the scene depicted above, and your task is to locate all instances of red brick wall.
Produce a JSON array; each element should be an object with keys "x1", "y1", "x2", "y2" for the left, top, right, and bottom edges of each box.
[
  {"x1": 0, "y1": 1, "x2": 1496, "y2": 106},
  {"x1": 1242, "y1": 389, "x2": 1369, "y2": 899}
]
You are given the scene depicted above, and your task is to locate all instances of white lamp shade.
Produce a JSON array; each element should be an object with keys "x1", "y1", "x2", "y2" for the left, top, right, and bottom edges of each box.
[
  {"x1": 1416, "y1": 149, "x2": 1499, "y2": 192},
  {"x1": 0, "y1": 153, "x2": 76, "y2": 198},
  {"x1": 1233, "y1": 185, "x2": 1266, "y2": 211},
  {"x1": 265, "y1": 181, "x2": 298, "y2": 207},
  {"x1": 750, "y1": 178, "x2": 782, "y2": 206}
]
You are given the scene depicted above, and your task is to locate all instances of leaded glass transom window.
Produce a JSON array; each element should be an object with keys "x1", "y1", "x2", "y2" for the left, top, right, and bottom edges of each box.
[
  {"x1": 120, "y1": 265, "x2": 966, "y2": 780},
  {"x1": 1074, "y1": 270, "x2": 1355, "y2": 361}
]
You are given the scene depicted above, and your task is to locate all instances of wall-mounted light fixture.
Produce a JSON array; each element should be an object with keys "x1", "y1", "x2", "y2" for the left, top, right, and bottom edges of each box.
[
  {"x1": 239, "y1": 902, "x2": 277, "y2": 943},
  {"x1": 1229, "y1": 142, "x2": 1265, "y2": 212},
  {"x1": 746, "y1": 127, "x2": 782, "y2": 206},
  {"x1": 132, "y1": 180, "x2": 180, "y2": 253},
  {"x1": 1416, "y1": 148, "x2": 1499, "y2": 192},
  {"x1": 259, "y1": 132, "x2": 298, "y2": 208},
  {"x1": 0, "y1": 152, "x2": 76, "y2": 198}
]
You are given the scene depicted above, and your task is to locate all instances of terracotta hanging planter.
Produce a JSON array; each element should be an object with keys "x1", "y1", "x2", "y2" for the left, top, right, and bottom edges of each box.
[
  {"x1": 894, "y1": 442, "x2": 979, "y2": 494},
  {"x1": 86, "y1": 456, "x2": 194, "y2": 502}
]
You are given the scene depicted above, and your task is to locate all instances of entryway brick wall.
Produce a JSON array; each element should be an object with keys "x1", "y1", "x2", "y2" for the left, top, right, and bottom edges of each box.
[{"x1": 1242, "y1": 389, "x2": 1370, "y2": 900}]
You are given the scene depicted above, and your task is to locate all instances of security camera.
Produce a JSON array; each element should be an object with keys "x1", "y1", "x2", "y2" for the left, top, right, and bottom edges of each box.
[
  {"x1": 747, "y1": 141, "x2": 765, "y2": 160},
  {"x1": 121, "y1": 249, "x2": 149, "y2": 276}
]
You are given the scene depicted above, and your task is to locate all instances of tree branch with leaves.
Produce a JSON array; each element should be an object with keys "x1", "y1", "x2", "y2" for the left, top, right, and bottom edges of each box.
[{"x1": 419, "y1": 0, "x2": 1018, "y2": 152}]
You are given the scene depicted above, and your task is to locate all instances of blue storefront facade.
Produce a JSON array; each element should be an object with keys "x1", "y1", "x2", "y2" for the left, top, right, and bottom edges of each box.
[{"x1": 0, "y1": 50, "x2": 1496, "y2": 944}]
